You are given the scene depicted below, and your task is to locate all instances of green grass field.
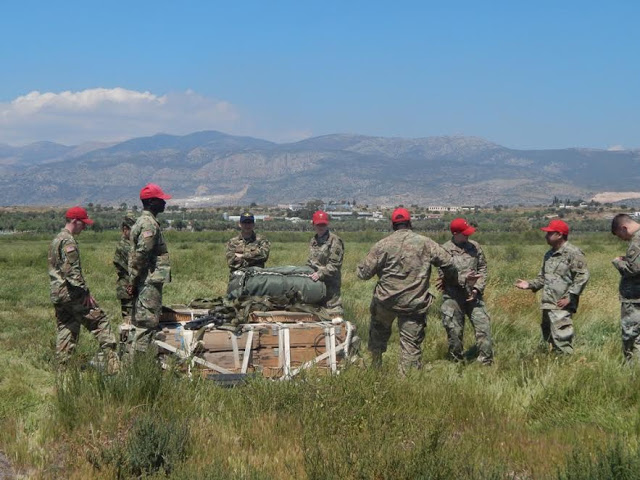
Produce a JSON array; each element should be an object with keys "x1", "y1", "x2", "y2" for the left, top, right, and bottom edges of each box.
[{"x1": 1, "y1": 230, "x2": 640, "y2": 479}]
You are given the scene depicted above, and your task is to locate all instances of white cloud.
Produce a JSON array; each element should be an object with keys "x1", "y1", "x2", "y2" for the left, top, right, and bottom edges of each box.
[
  {"x1": 0, "y1": 87, "x2": 243, "y2": 145},
  {"x1": 607, "y1": 144, "x2": 625, "y2": 151}
]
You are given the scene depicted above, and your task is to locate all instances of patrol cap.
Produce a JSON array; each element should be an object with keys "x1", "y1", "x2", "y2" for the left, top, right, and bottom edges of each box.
[
  {"x1": 121, "y1": 213, "x2": 136, "y2": 228},
  {"x1": 240, "y1": 212, "x2": 255, "y2": 223},
  {"x1": 140, "y1": 183, "x2": 172, "y2": 200},
  {"x1": 450, "y1": 218, "x2": 476, "y2": 236},
  {"x1": 541, "y1": 219, "x2": 569, "y2": 236},
  {"x1": 312, "y1": 210, "x2": 329, "y2": 225},
  {"x1": 65, "y1": 206, "x2": 94, "y2": 225},
  {"x1": 391, "y1": 207, "x2": 411, "y2": 224}
]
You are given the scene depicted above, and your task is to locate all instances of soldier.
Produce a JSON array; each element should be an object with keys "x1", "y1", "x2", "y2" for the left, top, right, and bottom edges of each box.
[
  {"x1": 225, "y1": 212, "x2": 270, "y2": 280},
  {"x1": 48, "y1": 206, "x2": 118, "y2": 368},
  {"x1": 515, "y1": 219, "x2": 589, "y2": 354},
  {"x1": 356, "y1": 208, "x2": 460, "y2": 375},
  {"x1": 307, "y1": 210, "x2": 344, "y2": 316},
  {"x1": 113, "y1": 213, "x2": 136, "y2": 324},
  {"x1": 438, "y1": 218, "x2": 493, "y2": 365},
  {"x1": 611, "y1": 214, "x2": 640, "y2": 362},
  {"x1": 126, "y1": 184, "x2": 172, "y2": 354}
]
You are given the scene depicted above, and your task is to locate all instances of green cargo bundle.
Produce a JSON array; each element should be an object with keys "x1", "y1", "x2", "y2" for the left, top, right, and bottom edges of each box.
[{"x1": 227, "y1": 266, "x2": 326, "y2": 305}]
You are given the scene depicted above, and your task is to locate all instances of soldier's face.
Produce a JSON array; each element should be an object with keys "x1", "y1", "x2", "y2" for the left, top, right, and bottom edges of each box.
[
  {"x1": 240, "y1": 221, "x2": 255, "y2": 235},
  {"x1": 453, "y1": 232, "x2": 468, "y2": 244},
  {"x1": 70, "y1": 220, "x2": 86, "y2": 235},
  {"x1": 545, "y1": 231, "x2": 562, "y2": 246},
  {"x1": 314, "y1": 224, "x2": 328, "y2": 236},
  {"x1": 122, "y1": 226, "x2": 131, "y2": 240}
]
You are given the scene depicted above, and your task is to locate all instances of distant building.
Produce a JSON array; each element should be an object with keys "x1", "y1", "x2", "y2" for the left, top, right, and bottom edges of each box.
[
  {"x1": 427, "y1": 206, "x2": 461, "y2": 212},
  {"x1": 224, "y1": 214, "x2": 270, "y2": 222}
]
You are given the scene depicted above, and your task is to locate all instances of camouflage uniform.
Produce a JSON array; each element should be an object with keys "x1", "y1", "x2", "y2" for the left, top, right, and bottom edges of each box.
[
  {"x1": 225, "y1": 232, "x2": 271, "y2": 278},
  {"x1": 612, "y1": 230, "x2": 640, "y2": 362},
  {"x1": 113, "y1": 234, "x2": 133, "y2": 322},
  {"x1": 48, "y1": 229, "x2": 117, "y2": 363},
  {"x1": 128, "y1": 210, "x2": 171, "y2": 352},
  {"x1": 440, "y1": 239, "x2": 493, "y2": 364},
  {"x1": 526, "y1": 241, "x2": 589, "y2": 354},
  {"x1": 357, "y1": 229, "x2": 456, "y2": 374},
  {"x1": 308, "y1": 230, "x2": 344, "y2": 314}
]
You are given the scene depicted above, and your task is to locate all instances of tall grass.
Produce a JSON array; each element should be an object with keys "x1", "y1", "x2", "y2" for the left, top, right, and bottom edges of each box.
[{"x1": 0, "y1": 231, "x2": 638, "y2": 478}]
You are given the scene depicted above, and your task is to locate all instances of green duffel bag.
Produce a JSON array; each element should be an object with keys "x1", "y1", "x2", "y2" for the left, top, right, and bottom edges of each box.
[{"x1": 227, "y1": 266, "x2": 326, "y2": 304}]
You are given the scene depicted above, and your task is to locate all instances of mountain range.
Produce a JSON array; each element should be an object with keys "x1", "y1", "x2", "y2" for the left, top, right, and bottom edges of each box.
[{"x1": 1, "y1": 131, "x2": 639, "y2": 206}]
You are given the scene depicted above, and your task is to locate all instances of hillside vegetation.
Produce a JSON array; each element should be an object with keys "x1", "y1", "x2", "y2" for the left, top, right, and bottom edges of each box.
[
  {"x1": 2, "y1": 131, "x2": 640, "y2": 206},
  {"x1": 1, "y1": 230, "x2": 640, "y2": 479}
]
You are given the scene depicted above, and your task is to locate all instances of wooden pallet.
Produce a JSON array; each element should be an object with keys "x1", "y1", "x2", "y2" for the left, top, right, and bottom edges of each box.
[{"x1": 154, "y1": 315, "x2": 356, "y2": 380}]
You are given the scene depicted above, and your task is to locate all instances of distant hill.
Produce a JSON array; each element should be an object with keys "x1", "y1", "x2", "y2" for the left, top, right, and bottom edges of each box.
[{"x1": 1, "y1": 130, "x2": 639, "y2": 206}]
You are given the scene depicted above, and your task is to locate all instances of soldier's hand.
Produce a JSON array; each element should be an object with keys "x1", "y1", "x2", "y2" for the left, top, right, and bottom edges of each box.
[
  {"x1": 435, "y1": 277, "x2": 445, "y2": 292},
  {"x1": 126, "y1": 284, "x2": 137, "y2": 297},
  {"x1": 465, "y1": 272, "x2": 482, "y2": 286},
  {"x1": 515, "y1": 279, "x2": 530, "y2": 290},
  {"x1": 83, "y1": 294, "x2": 97, "y2": 308},
  {"x1": 310, "y1": 272, "x2": 320, "y2": 282},
  {"x1": 614, "y1": 256, "x2": 624, "y2": 262},
  {"x1": 235, "y1": 253, "x2": 244, "y2": 258},
  {"x1": 556, "y1": 297, "x2": 570, "y2": 309},
  {"x1": 466, "y1": 288, "x2": 478, "y2": 302}
]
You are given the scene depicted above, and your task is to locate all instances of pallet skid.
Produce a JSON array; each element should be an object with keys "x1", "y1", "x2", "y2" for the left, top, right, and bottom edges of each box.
[{"x1": 154, "y1": 307, "x2": 358, "y2": 380}]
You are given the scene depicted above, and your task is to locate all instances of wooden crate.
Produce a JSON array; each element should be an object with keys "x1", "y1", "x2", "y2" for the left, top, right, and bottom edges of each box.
[
  {"x1": 160, "y1": 305, "x2": 210, "y2": 324},
  {"x1": 154, "y1": 313, "x2": 357, "y2": 379},
  {"x1": 200, "y1": 329, "x2": 260, "y2": 352},
  {"x1": 249, "y1": 311, "x2": 319, "y2": 323}
]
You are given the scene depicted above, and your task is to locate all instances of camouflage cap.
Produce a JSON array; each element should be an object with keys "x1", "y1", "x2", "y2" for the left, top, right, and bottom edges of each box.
[{"x1": 121, "y1": 212, "x2": 137, "y2": 228}]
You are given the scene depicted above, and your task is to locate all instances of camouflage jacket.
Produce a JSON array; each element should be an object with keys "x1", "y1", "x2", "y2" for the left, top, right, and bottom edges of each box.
[
  {"x1": 307, "y1": 230, "x2": 344, "y2": 286},
  {"x1": 613, "y1": 229, "x2": 640, "y2": 302},
  {"x1": 225, "y1": 232, "x2": 270, "y2": 272},
  {"x1": 440, "y1": 238, "x2": 488, "y2": 297},
  {"x1": 357, "y1": 229, "x2": 456, "y2": 314},
  {"x1": 113, "y1": 234, "x2": 132, "y2": 300},
  {"x1": 129, "y1": 210, "x2": 171, "y2": 287},
  {"x1": 48, "y1": 229, "x2": 89, "y2": 304},
  {"x1": 528, "y1": 241, "x2": 589, "y2": 311}
]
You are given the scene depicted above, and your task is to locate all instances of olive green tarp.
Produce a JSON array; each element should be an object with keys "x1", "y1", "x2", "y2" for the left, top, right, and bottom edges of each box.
[{"x1": 227, "y1": 266, "x2": 326, "y2": 305}]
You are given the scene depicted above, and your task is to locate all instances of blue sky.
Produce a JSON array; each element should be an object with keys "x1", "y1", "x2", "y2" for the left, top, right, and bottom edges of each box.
[{"x1": 1, "y1": 1, "x2": 638, "y2": 148}]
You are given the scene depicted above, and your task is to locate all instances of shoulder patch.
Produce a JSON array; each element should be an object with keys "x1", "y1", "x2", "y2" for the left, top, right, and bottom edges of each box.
[
  {"x1": 142, "y1": 230, "x2": 154, "y2": 238},
  {"x1": 64, "y1": 245, "x2": 77, "y2": 253}
]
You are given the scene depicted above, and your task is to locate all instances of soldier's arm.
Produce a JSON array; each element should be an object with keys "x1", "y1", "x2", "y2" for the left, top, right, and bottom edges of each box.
[
  {"x1": 315, "y1": 238, "x2": 344, "y2": 281},
  {"x1": 249, "y1": 238, "x2": 271, "y2": 265},
  {"x1": 527, "y1": 263, "x2": 546, "y2": 292},
  {"x1": 613, "y1": 242, "x2": 640, "y2": 277},
  {"x1": 429, "y1": 241, "x2": 457, "y2": 284},
  {"x1": 113, "y1": 243, "x2": 129, "y2": 278},
  {"x1": 129, "y1": 224, "x2": 156, "y2": 285},
  {"x1": 568, "y1": 252, "x2": 589, "y2": 296},
  {"x1": 474, "y1": 245, "x2": 488, "y2": 294},
  {"x1": 225, "y1": 239, "x2": 241, "y2": 268},
  {"x1": 61, "y1": 239, "x2": 89, "y2": 296},
  {"x1": 357, "y1": 244, "x2": 381, "y2": 280}
]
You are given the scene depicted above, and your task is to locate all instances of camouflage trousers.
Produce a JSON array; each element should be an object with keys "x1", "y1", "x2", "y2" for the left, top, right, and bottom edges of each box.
[
  {"x1": 324, "y1": 280, "x2": 343, "y2": 316},
  {"x1": 441, "y1": 296, "x2": 493, "y2": 364},
  {"x1": 541, "y1": 309, "x2": 574, "y2": 355},
  {"x1": 128, "y1": 283, "x2": 163, "y2": 354},
  {"x1": 53, "y1": 301, "x2": 117, "y2": 363},
  {"x1": 367, "y1": 299, "x2": 427, "y2": 375},
  {"x1": 621, "y1": 302, "x2": 640, "y2": 363},
  {"x1": 120, "y1": 298, "x2": 133, "y2": 323}
]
